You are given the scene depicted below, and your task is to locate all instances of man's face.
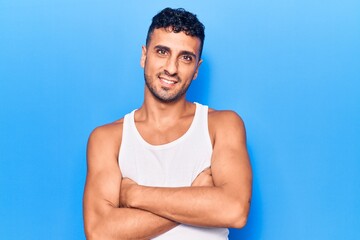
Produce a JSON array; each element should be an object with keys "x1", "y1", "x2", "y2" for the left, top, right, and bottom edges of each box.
[{"x1": 141, "y1": 28, "x2": 202, "y2": 103}]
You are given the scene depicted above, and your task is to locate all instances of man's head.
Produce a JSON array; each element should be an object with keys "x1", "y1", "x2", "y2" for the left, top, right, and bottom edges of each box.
[
  {"x1": 141, "y1": 8, "x2": 205, "y2": 103},
  {"x1": 146, "y1": 8, "x2": 205, "y2": 59}
]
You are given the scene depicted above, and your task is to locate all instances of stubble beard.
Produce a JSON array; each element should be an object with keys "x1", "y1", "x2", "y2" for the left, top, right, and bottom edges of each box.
[{"x1": 144, "y1": 72, "x2": 193, "y2": 103}]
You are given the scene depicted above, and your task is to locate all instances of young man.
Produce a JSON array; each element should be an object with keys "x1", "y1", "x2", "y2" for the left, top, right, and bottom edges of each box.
[{"x1": 83, "y1": 8, "x2": 252, "y2": 240}]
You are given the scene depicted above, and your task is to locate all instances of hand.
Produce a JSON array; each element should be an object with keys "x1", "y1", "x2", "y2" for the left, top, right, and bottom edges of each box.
[
  {"x1": 120, "y1": 177, "x2": 138, "y2": 208},
  {"x1": 192, "y1": 167, "x2": 214, "y2": 187}
]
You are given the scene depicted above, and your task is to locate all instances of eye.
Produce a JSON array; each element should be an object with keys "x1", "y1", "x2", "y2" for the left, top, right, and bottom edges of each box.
[
  {"x1": 182, "y1": 55, "x2": 193, "y2": 62},
  {"x1": 157, "y1": 48, "x2": 168, "y2": 55}
]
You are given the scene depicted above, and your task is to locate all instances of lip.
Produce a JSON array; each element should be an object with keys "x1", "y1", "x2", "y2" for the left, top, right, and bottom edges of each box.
[{"x1": 158, "y1": 76, "x2": 178, "y2": 87}]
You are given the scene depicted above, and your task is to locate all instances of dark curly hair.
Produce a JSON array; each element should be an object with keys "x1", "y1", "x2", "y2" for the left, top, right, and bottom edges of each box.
[{"x1": 146, "y1": 8, "x2": 205, "y2": 58}]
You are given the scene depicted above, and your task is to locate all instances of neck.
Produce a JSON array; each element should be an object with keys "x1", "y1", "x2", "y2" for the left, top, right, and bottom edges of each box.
[{"x1": 137, "y1": 89, "x2": 193, "y2": 125}]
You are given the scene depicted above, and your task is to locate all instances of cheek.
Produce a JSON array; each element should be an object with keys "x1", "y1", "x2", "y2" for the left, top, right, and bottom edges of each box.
[
  {"x1": 148, "y1": 56, "x2": 166, "y2": 69},
  {"x1": 181, "y1": 65, "x2": 198, "y2": 77}
]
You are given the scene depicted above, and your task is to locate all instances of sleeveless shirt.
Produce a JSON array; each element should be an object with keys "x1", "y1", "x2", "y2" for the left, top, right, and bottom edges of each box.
[{"x1": 118, "y1": 102, "x2": 229, "y2": 240}]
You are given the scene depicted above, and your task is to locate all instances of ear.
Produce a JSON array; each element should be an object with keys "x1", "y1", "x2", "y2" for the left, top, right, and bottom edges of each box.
[
  {"x1": 192, "y1": 59, "x2": 203, "y2": 80},
  {"x1": 140, "y1": 46, "x2": 147, "y2": 68}
]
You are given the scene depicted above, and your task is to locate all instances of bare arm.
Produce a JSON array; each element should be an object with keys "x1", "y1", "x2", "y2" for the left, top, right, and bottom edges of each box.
[
  {"x1": 121, "y1": 111, "x2": 252, "y2": 228},
  {"x1": 83, "y1": 125, "x2": 177, "y2": 240}
]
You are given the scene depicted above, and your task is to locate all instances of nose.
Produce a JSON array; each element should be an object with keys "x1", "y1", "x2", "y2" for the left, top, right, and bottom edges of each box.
[{"x1": 164, "y1": 56, "x2": 178, "y2": 76}]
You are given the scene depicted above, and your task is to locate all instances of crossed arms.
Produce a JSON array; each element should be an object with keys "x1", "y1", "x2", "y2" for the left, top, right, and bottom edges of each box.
[{"x1": 83, "y1": 111, "x2": 252, "y2": 240}]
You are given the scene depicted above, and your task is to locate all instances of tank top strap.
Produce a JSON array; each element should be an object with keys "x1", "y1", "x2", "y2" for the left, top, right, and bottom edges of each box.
[
  {"x1": 119, "y1": 109, "x2": 137, "y2": 151},
  {"x1": 193, "y1": 102, "x2": 212, "y2": 147}
]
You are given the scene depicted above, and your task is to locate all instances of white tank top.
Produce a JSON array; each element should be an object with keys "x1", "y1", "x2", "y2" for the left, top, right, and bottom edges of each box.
[{"x1": 118, "y1": 102, "x2": 229, "y2": 240}]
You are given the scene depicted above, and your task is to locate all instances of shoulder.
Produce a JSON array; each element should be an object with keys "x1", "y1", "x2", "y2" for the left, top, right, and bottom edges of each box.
[
  {"x1": 208, "y1": 109, "x2": 245, "y2": 130},
  {"x1": 87, "y1": 118, "x2": 125, "y2": 160},
  {"x1": 207, "y1": 109, "x2": 246, "y2": 142},
  {"x1": 89, "y1": 118, "x2": 124, "y2": 143}
]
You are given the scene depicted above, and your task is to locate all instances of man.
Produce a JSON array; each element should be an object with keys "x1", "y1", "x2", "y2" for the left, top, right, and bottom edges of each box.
[{"x1": 83, "y1": 7, "x2": 252, "y2": 240}]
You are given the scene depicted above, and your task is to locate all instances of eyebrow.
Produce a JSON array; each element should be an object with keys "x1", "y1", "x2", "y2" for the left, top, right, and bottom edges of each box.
[{"x1": 154, "y1": 45, "x2": 198, "y2": 59}]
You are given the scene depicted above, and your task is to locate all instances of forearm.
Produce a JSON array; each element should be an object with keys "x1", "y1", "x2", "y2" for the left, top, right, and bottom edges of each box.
[
  {"x1": 86, "y1": 206, "x2": 178, "y2": 240},
  {"x1": 126, "y1": 185, "x2": 246, "y2": 228}
]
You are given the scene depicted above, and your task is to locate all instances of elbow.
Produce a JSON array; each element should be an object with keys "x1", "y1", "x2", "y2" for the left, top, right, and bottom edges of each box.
[
  {"x1": 84, "y1": 219, "x2": 104, "y2": 240},
  {"x1": 224, "y1": 201, "x2": 250, "y2": 229},
  {"x1": 85, "y1": 232, "x2": 96, "y2": 240},
  {"x1": 85, "y1": 225, "x2": 108, "y2": 240},
  {"x1": 229, "y1": 213, "x2": 248, "y2": 229},
  {"x1": 84, "y1": 223, "x2": 97, "y2": 240}
]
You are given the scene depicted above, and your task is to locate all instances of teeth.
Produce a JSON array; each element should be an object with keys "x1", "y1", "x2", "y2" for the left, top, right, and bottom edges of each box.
[{"x1": 162, "y1": 79, "x2": 176, "y2": 84}]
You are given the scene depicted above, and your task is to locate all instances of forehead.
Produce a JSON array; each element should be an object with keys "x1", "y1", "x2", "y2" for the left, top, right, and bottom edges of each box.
[{"x1": 148, "y1": 28, "x2": 201, "y2": 56}]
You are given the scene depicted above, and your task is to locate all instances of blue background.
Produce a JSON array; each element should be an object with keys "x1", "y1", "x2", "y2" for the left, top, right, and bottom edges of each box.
[{"x1": 1, "y1": 0, "x2": 359, "y2": 239}]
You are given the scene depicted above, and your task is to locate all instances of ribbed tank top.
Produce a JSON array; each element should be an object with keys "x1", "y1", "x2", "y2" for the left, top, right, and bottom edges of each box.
[{"x1": 118, "y1": 102, "x2": 229, "y2": 240}]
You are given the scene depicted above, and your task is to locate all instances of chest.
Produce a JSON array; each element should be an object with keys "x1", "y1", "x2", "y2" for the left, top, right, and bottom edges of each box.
[
  {"x1": 134, "y1": 118, "x2": 193, "y2": 146},
  {"x1": 119, "y1": 136, "x2": 212, "y2": 187}
]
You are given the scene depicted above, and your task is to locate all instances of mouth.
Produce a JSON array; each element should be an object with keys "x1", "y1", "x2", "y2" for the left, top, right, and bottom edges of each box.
[{"x1": 158, "y1": 75, "x2": 179, "y2": 86}]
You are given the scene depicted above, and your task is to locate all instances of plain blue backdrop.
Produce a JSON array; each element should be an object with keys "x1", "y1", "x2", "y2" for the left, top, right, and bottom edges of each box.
[{"x1": 1, "y1": 0, "x2": 359, "y2": 239}]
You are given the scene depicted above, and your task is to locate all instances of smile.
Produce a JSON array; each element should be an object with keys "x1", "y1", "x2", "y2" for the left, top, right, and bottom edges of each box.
[
  {"x1": 159, "y1": 76, "x2": 178, "y2": 86},
  {"x1": 161, "y1": 78, "x2": 176, "y2": 84}
]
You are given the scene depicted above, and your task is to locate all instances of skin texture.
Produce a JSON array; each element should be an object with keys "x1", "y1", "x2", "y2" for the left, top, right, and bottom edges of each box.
[{"x1": 83, "y1": 28, "x2": 252, "y2": 239}]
